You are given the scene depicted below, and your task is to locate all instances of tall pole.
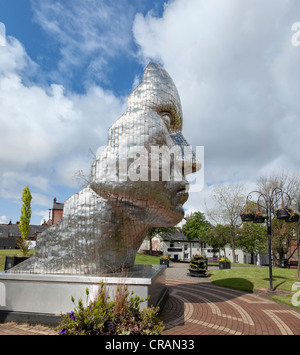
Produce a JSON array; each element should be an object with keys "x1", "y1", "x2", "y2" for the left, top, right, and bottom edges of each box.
[
  {"x1": 267, "y1": 211, "x2": 273, "y2": 291},
  {"x1": 297, "y1": 202, "x2": 300, "y2": 279},
  {"x1": 244, "y1": 188, "x2": 293, "y2": 292}
]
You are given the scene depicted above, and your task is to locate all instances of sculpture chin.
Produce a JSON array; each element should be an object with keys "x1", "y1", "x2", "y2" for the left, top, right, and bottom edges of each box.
[{"x1": 90, "y1": 180, "x2": 189, "y2": 227}]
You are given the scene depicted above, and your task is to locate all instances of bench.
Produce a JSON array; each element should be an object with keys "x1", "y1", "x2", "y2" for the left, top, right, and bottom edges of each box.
[
  {"x1": 207, "y1": 257, "x2": 220, "y2": 264},
  {"x1": 288, "y1": 260, "x2": 298, "y2": 269}
]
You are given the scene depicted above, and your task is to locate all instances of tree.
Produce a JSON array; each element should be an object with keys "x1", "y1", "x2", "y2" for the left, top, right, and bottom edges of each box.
[
  {"x1": 210, "y1": 224, "x2": 231, "y2": 257},
  {"x1": 256, "y1": 170, "x2": 300, "y2": 207},
  {"x1": 256, "y1": 170, "x2": 300, "y2": 271},
  {"x1": 271, "y1": 217, "x2": 297, "y2": 267},
  {"x1": 182, "y1": 212, "x2": 211, "y2": 253},
  {"x1": 18, "y1": 185, "x2": 32, "y2": 256},
  {"x1": 147, "y1": 226, "x2": 177, "y2": 255},
  {"x1": 206, "y1": 182, "x2": 246, "y2": 262},
  {"x1": 236, "y1": 222, "x2": 267, "y2": 263}
]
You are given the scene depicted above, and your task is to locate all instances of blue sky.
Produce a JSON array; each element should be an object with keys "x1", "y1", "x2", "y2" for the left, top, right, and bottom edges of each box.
[{"x1": 0, "y1": 0, "x2": 300, "y2": 225}]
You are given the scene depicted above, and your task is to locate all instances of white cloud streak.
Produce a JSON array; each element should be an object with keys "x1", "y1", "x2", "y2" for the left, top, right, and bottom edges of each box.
[
  {"x1": 1, "y1": 0, "x2": 300, "y2": 224},
  {"x1": 133, "y1": 0, "x2": 300, "y2": 216},
  {"x1": 0, "y1": 36, "x2": 125, "y2": 213},
  {"x1": 30, "y1": 0, "x2": 139, "y2": 82},
  {"x1": 133, "y1": 0, "x2": 300, "y2": 186}
]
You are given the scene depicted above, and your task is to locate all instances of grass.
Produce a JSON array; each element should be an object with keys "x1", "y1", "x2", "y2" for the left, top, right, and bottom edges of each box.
[
  {"x1": 0, "y1": 249, "x2": 35, "y2": 271},
  {"x1": 210, "y1": 267, "x2": 300, "y2": 309},
  {"x1": 0, "y1": 251, "x2": 160, "y2": 271},
  {"x1": 134, "y1": 253, "x2": 160, "y2": 265}
]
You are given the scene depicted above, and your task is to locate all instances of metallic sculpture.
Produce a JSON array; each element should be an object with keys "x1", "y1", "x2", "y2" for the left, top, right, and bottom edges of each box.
[{"x1": 10, "y1": 63, "x2": 200, "y2": 275}]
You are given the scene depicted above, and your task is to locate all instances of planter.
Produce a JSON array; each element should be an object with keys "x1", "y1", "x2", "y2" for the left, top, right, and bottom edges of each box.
[
  {"x1": 188, "y1": 255, "x2": 207, "y2": 277},
  {"x1": 276, "y1": 208, "x2": 291, "y2": 220},
  {"x1": 160, "y1": 259, "x2": 169, "y2": 267},
  {"x1": 253, "y1": 215, "x2": 266, "y2": 223},
  {"x1": 219, "y1": 261, "x2": 231, "y2": 270},
  {"x1": 241, "y1": 213, "x2": 255, "y2": 222},
  {"x1": 188, "y1": 269, "x2": 207, "y2": 277},
  {"x1": 193, "y1": 256, "x2": 208, "y2": 263},
  {"x1": 286, "y1": 213, "x2": 300, "y2": 223},
  {"x1": 4, "y1": 256, "x2": 30, "y2": 271}
]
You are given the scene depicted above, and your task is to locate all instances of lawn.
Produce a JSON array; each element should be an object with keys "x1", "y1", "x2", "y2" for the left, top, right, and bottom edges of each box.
[
  {"x1": 134, "y1": 253, "x2": 160, "y2": 265},
  {"x1": 0, "y1": 249, "x2": 35, "y2": 271},
  {"x1": 210, "y1": 267, "x2": 300, "y2": 309},
  {"x1": 0, "y1": 250, "x2": 159, "y2": 271}
]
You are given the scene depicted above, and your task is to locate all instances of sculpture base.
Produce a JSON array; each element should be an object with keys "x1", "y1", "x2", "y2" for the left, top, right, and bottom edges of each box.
[{"x1": 0, "y1": 265, "x2": 167, "y2": 324}]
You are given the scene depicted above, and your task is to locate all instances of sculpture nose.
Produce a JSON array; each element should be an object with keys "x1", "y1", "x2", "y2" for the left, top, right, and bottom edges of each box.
[{"x1": 170, "y1": 132, "x2": 200, "y2": 174}]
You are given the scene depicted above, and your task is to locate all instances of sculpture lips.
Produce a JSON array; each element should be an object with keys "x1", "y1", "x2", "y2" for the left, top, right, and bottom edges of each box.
[{"x1": 176, "y1": 186, "x2": 189, "y2": 203}]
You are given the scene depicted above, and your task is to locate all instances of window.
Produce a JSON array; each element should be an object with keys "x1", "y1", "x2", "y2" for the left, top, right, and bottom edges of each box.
[{"x1": 170, "y1": 242, "x2": 174, "y2": 248}]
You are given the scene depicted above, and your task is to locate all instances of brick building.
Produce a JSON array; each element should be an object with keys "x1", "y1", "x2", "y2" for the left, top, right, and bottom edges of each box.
[{"x1": 51, "y1": 197, "x2": 64, "y2": 224}]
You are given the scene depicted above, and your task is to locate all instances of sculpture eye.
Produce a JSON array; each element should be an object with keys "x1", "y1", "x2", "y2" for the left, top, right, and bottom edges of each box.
[{"x1": 162, "y1": 113, "x2": 171, "y2": 130}]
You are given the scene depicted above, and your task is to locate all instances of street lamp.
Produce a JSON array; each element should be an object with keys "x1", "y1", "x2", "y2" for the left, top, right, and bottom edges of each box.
[{"x1": 241, "y1": 187, "x2": 297, "y2": 291}]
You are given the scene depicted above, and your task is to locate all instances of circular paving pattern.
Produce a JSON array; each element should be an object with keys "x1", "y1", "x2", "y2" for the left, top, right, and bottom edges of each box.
[{"x1": 161, "y1": 278, "x2": 300, "y2": 335}]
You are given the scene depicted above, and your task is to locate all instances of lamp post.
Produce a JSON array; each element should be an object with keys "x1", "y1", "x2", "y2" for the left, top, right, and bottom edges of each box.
[{"x1": 241, "y1": 187, "x2": 294, "y2": 292}]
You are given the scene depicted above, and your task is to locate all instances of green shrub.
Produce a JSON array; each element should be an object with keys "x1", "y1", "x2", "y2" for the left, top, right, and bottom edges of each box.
[{"x1": 57, "y1": 281, "x2": 164, "y2": 335}]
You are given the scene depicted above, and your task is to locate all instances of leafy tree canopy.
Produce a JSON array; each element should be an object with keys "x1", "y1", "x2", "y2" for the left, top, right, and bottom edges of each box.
[{"x1": 182, "y1": 212, "x2": 211, "y2": 242}]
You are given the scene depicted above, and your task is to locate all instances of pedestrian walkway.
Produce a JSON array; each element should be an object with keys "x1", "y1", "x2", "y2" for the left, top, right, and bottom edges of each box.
[
  {"x1": 1, "y1": 262, "x2": 300, "y2": 335},
  {"x1": 160, "y1": 262, "x2": 300, "y2": 335},
  {"x1": 0, "y1": 322, "x2": 56, "y2": 335}
]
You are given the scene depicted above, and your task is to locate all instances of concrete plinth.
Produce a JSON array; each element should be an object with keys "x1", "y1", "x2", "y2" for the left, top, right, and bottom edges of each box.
[{"x1": 0, "y1": 265, "x2": 167, "y2": 324}]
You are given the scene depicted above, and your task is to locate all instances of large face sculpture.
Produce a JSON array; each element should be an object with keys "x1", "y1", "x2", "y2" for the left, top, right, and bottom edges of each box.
[
  {"x1": 90, "y1": 62, "x2": 199, "y2": 227},
  {"x1": 8, "y1": 62, "x2": 200, "y2": 275}
]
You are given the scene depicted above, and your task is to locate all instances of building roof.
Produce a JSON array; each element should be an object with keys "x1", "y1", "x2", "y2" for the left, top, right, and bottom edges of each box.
[
  {"x1": 53, "y1": 197, "x2": 64, "y2": 210},
  {"x1": 0, "y1": 224, "x2": 47, "y2": 238},
  {"x1": 53, "y1": 202, "x2": 64, "y2": 210},
  {"x1": 162, "y1": 231, "x2": 199, "y2": 243}
]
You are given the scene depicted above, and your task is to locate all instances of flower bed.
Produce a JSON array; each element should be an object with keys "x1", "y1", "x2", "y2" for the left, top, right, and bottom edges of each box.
[
  {"x1": 57, "y1": 281, "x2": 164, "y2": 335},
  {"x1": 219, "y1": 257, "x2": 231, "y2": 269},
  {"x1": 160, "y1": 255, "x2": 170, "y2": 267}
]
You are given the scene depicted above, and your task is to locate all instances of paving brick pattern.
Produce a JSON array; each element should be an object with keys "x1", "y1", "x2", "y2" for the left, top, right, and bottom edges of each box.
[
  {"x1": 1, "y1": 262, "x2": 300, "y2": 335},
  {"x1": 0, "y1": 322, "x2": 57, "y2": 335},
  {"x1": 160, "y1": 263, "x2": 300, "y2": 335}
]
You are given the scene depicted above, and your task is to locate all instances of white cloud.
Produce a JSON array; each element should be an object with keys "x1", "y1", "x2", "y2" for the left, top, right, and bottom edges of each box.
[
  {"x1": 133, "y1": 0, "x2": 300, "y2": 188},
  {"x1": 0, "y1": 216, "x2": 7, "y2": 224},
  {"x1": 0, "y1": 36, "x2": 125, "y2": 215},
  {"x1": 34, "y1": 209, "x2": 51, "y2": 225},
  {"x1": 0, "y1": 36, "x2": 37, "y2": 75}
]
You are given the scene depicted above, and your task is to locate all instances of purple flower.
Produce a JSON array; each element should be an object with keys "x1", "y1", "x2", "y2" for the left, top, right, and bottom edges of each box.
[
  {"x1": 69, "y1": 311, "x2": 77, "y2": 321},
  {"x1": 59, "y1": 328, "x2": 67, "y2": 335},
  {"x1": 108, "y1": 321, "x2": 114, "y2": 331}
]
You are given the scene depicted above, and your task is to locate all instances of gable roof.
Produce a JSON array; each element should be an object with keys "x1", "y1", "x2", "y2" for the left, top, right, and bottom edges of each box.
[
  {"x1": 162, "y1": 231, "x2": 199, "y2": 243},
  {"x1": 0, "y1": 224, "x2": 47, "y2": 238}
]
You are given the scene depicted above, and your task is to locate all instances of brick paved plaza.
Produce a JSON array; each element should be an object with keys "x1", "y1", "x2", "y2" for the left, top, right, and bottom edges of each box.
[
  {"x1": 161, "y1": 263, "x2": 300, "y2": 335},
  {"x1": 0, "y1": 262, "x2": 299, "y2": 335}
]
